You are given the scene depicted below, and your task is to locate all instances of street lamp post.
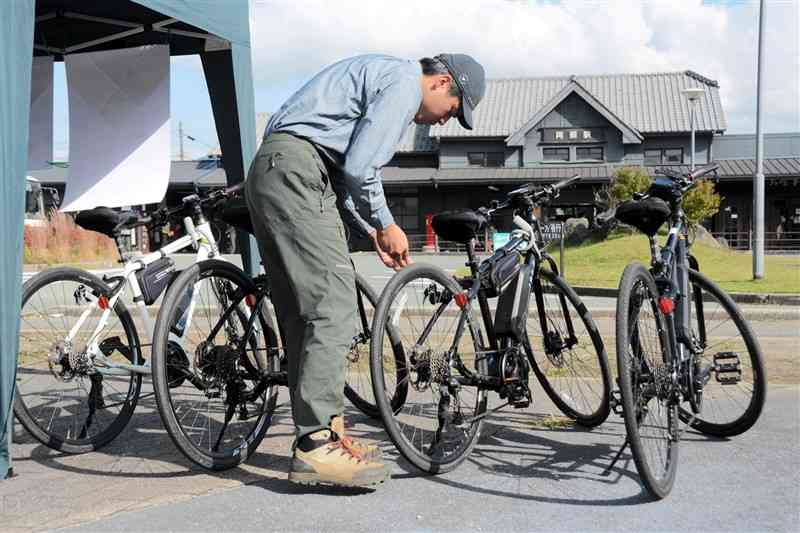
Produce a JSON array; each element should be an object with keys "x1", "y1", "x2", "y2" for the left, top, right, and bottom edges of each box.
[{"x1": 682, "y1": 87, "x2": 705, "y2": 171}]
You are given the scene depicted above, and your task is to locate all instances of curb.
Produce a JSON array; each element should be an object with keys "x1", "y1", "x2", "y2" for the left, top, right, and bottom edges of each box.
[{"x1": 572, "y1": 286, "x2": 800, "y2": 306}]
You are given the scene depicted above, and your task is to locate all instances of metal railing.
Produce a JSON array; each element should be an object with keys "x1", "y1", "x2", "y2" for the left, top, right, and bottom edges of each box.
[{"x1": 711, "y1": 231, "x2": 800, "y2": 253}]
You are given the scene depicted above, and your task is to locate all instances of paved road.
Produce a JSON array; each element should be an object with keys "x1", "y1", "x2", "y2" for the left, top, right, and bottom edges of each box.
[
  {"x1": 8, "y1": 254, "x2": 797, "y2": 532},
  {"x1": 53, "y1": 385, "x2": 799, "y2": 533}
]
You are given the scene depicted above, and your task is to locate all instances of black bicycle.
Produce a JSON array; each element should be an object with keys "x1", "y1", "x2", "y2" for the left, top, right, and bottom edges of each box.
[
  {"x1": 611, "y1": 163, "x2": 766, "y2": 498},
  {"x1": 149, "y1": 198, "x2": 404, "y2": 470},
  {"x1": 369, "y1": 175, "x2": 612, "y2": 473}
]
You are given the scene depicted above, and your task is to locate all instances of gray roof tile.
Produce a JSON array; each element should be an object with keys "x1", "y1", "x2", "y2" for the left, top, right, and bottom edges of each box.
[
  {"x1": 429, "y1": 70, "x2": 726, "y2": 139},
  {"x1": 380, "y1": 158, "x2": 800, "y2": 186}
]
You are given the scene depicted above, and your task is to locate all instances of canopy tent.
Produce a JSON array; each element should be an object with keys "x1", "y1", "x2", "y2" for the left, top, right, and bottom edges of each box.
[{"x1": 1, "y1": 0, "x2": 259, "y2": 479}]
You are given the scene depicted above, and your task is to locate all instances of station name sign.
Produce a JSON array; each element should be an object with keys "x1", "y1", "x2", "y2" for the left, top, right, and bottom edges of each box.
[{"x1": 541, "y1": 127, "x2": 606, "y2": 144}]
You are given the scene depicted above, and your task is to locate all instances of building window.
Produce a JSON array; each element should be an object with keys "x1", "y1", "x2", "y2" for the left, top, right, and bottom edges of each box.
[
  {"x1": 576, "y1": 146, "x2": 604, "y2": 161},
  {"x1": 664, "y1": 148, "x2": 683, "y2": 164},
  {"x1": 467, "y1": 152, "x2": 505, "y2": 167},
  {"x1": 644, "y1": 149, "x2": 662, "y2": 165},
  {"x1": 644, "y1": 148, "x2": 684, "y2": 165},
  {"x1": 543, "y1": 147, "x2": 570, "y2": 162},
  {"x1": 388, "y1": 195, "x2": 419, "y2": 231}
]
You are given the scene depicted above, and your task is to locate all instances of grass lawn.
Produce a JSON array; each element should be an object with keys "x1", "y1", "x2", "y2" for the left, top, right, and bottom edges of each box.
[{"x1": 547, "y1": 233, "x2": 800, "y2": 294}]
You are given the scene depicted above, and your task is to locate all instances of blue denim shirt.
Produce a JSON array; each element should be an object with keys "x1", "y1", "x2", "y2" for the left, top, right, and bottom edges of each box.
[{"x1": 265, "y1": 54, "x2": 422, "y2": 235}]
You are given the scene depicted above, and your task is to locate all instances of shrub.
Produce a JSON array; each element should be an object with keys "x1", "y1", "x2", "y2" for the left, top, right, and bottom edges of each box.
[
  {"x1": 609, "y1": 166, "x2": 652, "y2": 205},
  {"x1": 683, "y1": 178, "x2": 722, "y2": 226}
]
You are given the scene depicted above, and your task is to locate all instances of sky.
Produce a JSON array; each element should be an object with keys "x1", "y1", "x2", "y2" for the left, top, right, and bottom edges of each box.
[{"x1": 49, "y1": 0, "x2": 799, "y2": 160}]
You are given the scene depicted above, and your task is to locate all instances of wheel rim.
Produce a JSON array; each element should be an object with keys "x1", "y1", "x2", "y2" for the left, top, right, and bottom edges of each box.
[
  {"x1": 378, "y1": 274, "x2": 483, "y2": 465},
  {"x1": 686, "y1": 277, "x2": 762, "y2": 429},
  {"x1": 527, "y1": 273, "x2": 607, "y2": 419},
  {"x1": 626, "y1": 279, "x2": 675, "y2": 482},
  {"x1": 160, "y1": 271, "x2": 272, "y2": 459},
  {"x1": 344, "y1": 286, "x2": 400, "y2": 415},
  {"x1": 17, "y1": 275, "x2": 137, "y2": 445}
]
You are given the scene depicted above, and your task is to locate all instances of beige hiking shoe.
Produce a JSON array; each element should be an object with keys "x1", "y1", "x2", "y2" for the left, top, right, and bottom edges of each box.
[
  {"x1": 288, "y1": 430, "x2": 390, "y2": 488},
  {"x1": 330, "y1": 416, "x2": 383, "y2": 462}
]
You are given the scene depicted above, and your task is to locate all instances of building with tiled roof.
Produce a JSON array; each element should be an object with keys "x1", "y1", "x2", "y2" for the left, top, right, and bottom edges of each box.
[{"x1": 31, "y1": 70, "x2": 800, "y2": 251}]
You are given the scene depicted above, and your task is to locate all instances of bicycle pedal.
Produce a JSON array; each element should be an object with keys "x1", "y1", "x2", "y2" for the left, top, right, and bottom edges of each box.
[
  {"x1": 713, "y1": 352, "x2": 742, "y2": 385},
  {"x1": 511, "y1": 396, "x2": 531, "y2": 409},
  {"x1": 610, "y1": 389, "x2": 624, "y2": 416}
]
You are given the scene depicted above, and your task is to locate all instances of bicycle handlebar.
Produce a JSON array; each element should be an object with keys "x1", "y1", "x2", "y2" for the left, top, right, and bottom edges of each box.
[
  {"x1": 655, "y1": 163, "x2": 719, "y2": 183},
  {"x1": 551, "y1": 174, "x2": 582, "y2": 192},
  {"x1": 487, "y1": 174, "x2": 582, "y2": 216},
  {"x1": 113, "y1": 181, "x2": 246, "y2": 233}
]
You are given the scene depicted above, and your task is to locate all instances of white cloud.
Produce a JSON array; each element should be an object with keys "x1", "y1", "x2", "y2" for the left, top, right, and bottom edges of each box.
[{"x1": 248, "y1": 0, "x2": 799, "y2": 133}]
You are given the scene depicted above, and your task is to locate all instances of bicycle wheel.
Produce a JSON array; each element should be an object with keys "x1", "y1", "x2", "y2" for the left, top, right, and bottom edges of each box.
[
  {"x1": 526, "y1": 268, "x2": 611, "y2": 427},
  {"x1": 679, "y1": 269, "x2": 767, "y2": 437},
  {"x1": 151, "y1": 260, "x2": 279, "y2": 471},
  {"x1": 616, "y1": 263, "x2": 678, "y2": 499},
  {"x1": 344, "y1": 273, "x2": 406, "y2": 418},
  {"x1": 15, "y1": 267, "x2": 142, "y2": 453},
  {"x1": 370, "y1": 263, "x2": 487, "y2": 474}
]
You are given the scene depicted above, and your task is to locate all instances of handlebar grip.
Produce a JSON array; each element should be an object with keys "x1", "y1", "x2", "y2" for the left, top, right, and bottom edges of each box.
[
  {"x1": 689, "y1": 163, "x2": 719, "y2": 181},
  {"x1": 224, "y1": 181, "x2": 246, "y2": 196},
  {"x1": 552, "y1": 174, "x2": 582, "y2": 191}
]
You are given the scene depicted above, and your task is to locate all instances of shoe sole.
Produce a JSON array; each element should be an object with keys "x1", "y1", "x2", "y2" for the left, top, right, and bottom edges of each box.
[{"x1": 288, "y1": 471, "x2": 390, "y2": 488}]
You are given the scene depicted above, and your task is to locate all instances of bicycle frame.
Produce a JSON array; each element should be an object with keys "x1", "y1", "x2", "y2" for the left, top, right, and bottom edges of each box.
[
  {"x1": 645, "y1": 186, "x2": 708, "y2": 412},
  {"x1": 411, "y1": 208, "x2": 579, "y2": 390},
  {"x1": 60, "y1": 216, "x2": 221, "y2": 378}
]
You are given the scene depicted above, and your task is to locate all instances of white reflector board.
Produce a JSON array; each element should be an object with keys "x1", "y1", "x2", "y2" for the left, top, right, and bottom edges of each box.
[
  {"x1": 61, "y1": 45, "x2": 170, "y2": 212},
  {"x1": 28, "y1": 56, "x2": 53, "y2": 171}
]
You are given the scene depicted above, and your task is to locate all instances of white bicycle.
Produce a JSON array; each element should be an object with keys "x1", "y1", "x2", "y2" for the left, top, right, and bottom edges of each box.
[{"x1": 15, "y1": 183, "x2": 248, "y2": 453}]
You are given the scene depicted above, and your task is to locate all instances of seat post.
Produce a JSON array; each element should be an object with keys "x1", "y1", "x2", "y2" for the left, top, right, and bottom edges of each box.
[{"x1": 465, "y1": 238, "x2": 480, "y2": 278}]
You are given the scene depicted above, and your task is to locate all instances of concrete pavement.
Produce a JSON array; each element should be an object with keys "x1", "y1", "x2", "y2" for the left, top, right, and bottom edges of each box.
[{"x1": 5, "y1": 254, "x2": 797, "y2": 531}]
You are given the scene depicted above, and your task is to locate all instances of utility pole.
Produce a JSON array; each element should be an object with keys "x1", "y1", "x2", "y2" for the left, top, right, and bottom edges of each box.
[
  {"x1": 682, "y1": 88, "x2": 704, "y2": 171},
  {"x1": 179, "y1": 121, "x2": 185, "y2": 161},
  {"x1": 753, "y1": 0, "x2": 766, "y2": 279}
]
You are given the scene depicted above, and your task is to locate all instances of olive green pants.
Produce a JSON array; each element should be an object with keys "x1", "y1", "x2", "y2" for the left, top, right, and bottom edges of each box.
[{"x1": 244, "y1": 132, "x2": 357, "y2": 440}]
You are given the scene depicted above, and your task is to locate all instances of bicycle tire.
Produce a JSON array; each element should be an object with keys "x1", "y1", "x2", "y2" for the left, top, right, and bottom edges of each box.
[
  {"x1": 344, "y1": 273, "x2": 407, "y2": 418},
  {"x1": 15, "y1": 267, "x2": 142, "y2": 453},
  {"x1": 678, "y1": 269, "x2": 767, "y2": 437},
  {"x1": 527, "y1": 268, "x2": 612, "y2": 427},
  {"x1": 151, "y1": 260, "x2": 279, "y2": 471},
  {"x1": 370, "y1": 263, "x2": 487, "y2": 474},
  {"x1": 616, "y1": 263, "x2": 678, "y2": 499}
]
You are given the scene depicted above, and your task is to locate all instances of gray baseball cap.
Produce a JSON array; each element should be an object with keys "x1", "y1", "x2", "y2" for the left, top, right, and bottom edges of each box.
[{"x1": 436, "y1": 53, "x2": 486, "y2": 130}]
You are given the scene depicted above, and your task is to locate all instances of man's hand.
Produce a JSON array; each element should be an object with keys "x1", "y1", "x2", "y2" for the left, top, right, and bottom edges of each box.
[{"x1": 373, "y1": 224, "x2": 411, "y2": 271}]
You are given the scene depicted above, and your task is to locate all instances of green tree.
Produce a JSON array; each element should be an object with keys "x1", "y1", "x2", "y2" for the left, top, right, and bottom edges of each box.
[
  {"x1": 682, "y1": 178, "x2": 722, "y2": 225},
  {"x1": 609, "y1": 166, "x2": 652, "y2": 206}
]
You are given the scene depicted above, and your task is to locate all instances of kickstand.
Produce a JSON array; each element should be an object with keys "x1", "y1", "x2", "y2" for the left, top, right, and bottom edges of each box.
[{"x1": 602, "y1": 438, "x2": 629, "y2": 477}]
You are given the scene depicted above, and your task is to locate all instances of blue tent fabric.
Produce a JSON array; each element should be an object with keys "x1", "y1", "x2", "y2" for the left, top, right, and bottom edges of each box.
[
  {"x1": 1, "y1": 0, "x2": 256, "y2": 479},
  {"x1": 133, "y1": 0, "x2": 259, "y2": 275},
  {"x1": 0, "y1": 0, "x2": 36, "y2": 479},
  {"x1": 131, "y1": 0, "x2": 251, "y2": 47}
]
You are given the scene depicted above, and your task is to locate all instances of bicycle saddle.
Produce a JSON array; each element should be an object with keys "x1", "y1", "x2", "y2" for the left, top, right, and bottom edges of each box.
[
  {"x1": 615, "y1": 197, "x2": 671, "y2": 236},
  {"x1": 432, "y1": 210, "x2": 487, "y2": 243},
  {"x1": 74, "y1": 207, "x2": 139, "y2": 238}
]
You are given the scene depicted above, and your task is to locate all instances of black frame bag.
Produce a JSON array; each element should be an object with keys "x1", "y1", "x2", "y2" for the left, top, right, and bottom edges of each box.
[{"x1": 135, "y1": 257, "x2": 177, "y2": 305}]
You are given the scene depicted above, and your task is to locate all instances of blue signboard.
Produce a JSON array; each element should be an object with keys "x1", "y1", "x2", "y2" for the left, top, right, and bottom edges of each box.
[{"x1": 493, "y1": 232, "x2": 510, "y2": 250}]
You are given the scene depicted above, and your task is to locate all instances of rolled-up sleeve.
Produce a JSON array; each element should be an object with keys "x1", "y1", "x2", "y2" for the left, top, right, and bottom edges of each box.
[{"x1": 342, "y1": 80, "x2": 419, "y2": 230}]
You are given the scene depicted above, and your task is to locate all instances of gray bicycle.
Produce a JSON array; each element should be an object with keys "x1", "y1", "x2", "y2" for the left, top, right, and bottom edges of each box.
[
  {"x1": 610, "y1": 163, "x2": 766, "y2": 499},
  {"x1": 369, "y1": 175, "x2": 612, "y2": 474}
]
